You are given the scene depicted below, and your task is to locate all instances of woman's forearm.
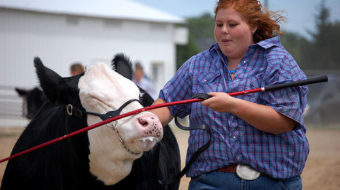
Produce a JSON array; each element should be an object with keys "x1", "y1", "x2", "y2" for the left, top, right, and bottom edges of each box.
[
  {"x1": 229, "y1": 98, "x2": 296, "y2": 134},
  {"x1": 201, "y1": 92, "x2": 296, "y2": 134},
  {"x1": 150, "y1": 98, "x2": 174, "y2": 126}
]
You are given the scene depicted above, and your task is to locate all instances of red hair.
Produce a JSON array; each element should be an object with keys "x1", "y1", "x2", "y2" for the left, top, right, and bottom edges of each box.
[{"x1": 214, "y1": 0, "x2": 285, "y2": 43}]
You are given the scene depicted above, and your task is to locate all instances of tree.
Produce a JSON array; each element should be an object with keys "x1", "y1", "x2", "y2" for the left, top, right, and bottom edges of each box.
[
  {"x1": 175, "y1": 13, "x2": 215, "y2": 69},
  {"x1": 176, "y1": 34, "x2": 200, "y2": 69},
  {"x1": 300, "y1": 0, "x2": 340, "y2": 70},
  {"x1": 186, "y1": 13, "x2": 215, "y2": 51},
  {"x1": 280, "y1": 31, "x2": 309, "y2": 67}
]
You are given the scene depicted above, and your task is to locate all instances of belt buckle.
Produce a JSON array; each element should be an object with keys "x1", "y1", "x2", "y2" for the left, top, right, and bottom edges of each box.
[{"x1": 236, "y1": 164, "x2": 260, "y2": 180}]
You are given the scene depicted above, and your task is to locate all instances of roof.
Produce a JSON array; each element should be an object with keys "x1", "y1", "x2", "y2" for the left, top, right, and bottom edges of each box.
[{"x1": 0, "y1": 0, "x2": 185, "y2": 24}]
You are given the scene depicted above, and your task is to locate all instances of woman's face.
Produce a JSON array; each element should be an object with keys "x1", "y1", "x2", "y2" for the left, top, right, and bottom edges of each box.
[{"x1": 214, "y1": 7, "x2": 256, "y2": 60}]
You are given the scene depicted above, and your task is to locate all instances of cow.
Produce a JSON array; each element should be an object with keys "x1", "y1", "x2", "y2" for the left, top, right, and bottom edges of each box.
[
  {"x1": 1, "y1": 57, "x2": 180, "y2": 190},
  {"x1": 14, "y1": 87, "x2": 49, "y2": 119}
]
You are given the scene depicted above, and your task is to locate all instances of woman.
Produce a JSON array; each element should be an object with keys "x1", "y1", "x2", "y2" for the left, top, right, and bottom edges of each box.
[{"x1": 152, "y1": 0, "x2": 308, "y2": 189}]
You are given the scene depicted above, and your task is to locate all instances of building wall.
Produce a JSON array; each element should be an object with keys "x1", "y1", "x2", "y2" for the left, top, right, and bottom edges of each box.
[
  {"x1": 0, "y1": 8, "x2": 176, "y2": 91},
  {"x1": 0, "y1": 8, "x2": 178, "y2": 126}
]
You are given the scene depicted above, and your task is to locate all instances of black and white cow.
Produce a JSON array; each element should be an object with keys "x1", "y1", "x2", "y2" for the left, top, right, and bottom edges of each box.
[{"x1": 1, "y1": 57, "x2": 180, "y2": 190}]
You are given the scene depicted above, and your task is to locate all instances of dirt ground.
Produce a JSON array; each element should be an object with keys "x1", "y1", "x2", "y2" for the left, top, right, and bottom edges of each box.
[{"x1": 1, "y1": 127, "x2": 340, "y2": 190}]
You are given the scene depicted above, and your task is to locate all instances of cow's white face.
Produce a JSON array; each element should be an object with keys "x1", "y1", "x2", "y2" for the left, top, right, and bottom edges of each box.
[{"x1": 78, "y1": 63, "x2": 163, "y2": 185}]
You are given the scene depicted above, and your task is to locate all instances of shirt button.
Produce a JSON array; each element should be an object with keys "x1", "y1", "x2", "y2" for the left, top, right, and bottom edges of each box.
[
  {"x1": 243, "y1": 60, "x2": 246, "y2": 63},
  {"x1": 233, "y1": 136, "x2": 237, "y2": 139},
  {"x1": 236, "y1": 156, "x2": 241, "y2": 161}
]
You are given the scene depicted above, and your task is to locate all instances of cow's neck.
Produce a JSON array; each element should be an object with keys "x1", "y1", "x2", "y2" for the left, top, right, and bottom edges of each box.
[{"x1": 87, "y1": 123, "x2": 141, "y2": 185}]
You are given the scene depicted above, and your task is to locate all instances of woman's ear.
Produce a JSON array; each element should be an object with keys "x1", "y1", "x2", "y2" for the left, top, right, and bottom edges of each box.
[{"x1": 251, "y1": 26, "x2": 257, "y2": 35}]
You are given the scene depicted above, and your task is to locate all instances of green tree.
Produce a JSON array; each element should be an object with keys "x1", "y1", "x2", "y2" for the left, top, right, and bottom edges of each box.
[
  {"x1": 300, "y1": 0, "x2": 340, "y2": 70},
  {"x1": 280, "y1": 31, "x2": 309, "y2": 67},
  {"x1": 176, "y1": 34, "x2": 200, "y2": 69},
  {"x1": 186, "y1": 13, "x2": 215, "y2": 51},
  {"x1": 176, "y1": 13, "x2": 215, "y2": 69}
]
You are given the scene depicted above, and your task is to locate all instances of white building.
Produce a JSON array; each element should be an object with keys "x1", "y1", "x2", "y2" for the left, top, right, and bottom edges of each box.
[{"x1": 0, "y1": 0, "x2": 188, "y2": 127}]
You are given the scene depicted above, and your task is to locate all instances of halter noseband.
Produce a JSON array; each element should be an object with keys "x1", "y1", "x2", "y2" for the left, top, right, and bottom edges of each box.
[{"x1": 66, "y1": 99, "x2": 143, "y2": 155}]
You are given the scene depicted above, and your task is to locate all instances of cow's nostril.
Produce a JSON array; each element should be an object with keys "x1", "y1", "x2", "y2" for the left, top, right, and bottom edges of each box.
[{"x1": 138, "y1": 117, "x2": 149, "y2": 127}]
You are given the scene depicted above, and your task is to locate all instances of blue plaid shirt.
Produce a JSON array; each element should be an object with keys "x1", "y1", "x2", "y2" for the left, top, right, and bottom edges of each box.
[{"x1": 159, "y1": 36, "x2": 309, "y2": 179}]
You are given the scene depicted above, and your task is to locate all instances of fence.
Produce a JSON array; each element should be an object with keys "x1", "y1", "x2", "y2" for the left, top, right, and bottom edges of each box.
[
  {"x1": 0, "y1": 85, "x2": 28, "y2": 127},
  {"x1": 304, "y1": 71, "x2": 340, "y2": 127}
]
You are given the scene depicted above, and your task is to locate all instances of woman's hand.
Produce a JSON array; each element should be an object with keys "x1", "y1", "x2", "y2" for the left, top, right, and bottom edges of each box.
[{"x1": 201, "y1": 92, "x2": 237, "y2": 113}]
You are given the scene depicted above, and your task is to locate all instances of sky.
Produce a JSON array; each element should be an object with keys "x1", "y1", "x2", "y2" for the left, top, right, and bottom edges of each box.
[{"x1": 132, "y1": 0, "x2": 340, "y2": 39}]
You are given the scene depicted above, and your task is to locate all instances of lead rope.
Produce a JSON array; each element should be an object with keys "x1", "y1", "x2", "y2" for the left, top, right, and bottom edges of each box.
[
  {"x1": 157, "y1": 118, "x2": 211, "y2": 186},
  {"x1": 157, "y1": 93, "x2": 212, "y2": 186}
]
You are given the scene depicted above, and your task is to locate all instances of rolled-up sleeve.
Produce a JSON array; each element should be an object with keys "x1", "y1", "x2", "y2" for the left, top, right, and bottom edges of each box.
[{"x1": 261, "y1": 53, "x2": 308, "y2": 130}]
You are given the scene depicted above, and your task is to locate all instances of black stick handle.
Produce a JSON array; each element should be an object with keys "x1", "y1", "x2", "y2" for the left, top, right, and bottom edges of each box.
[{"x1": 264, "y1": 75, "x2": 328, "y2": 92}]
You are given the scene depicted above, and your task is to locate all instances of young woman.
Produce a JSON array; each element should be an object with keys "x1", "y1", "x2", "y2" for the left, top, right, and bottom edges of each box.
[{"x1": 152, "y1": 0, "x2": 308, "y2": 189}]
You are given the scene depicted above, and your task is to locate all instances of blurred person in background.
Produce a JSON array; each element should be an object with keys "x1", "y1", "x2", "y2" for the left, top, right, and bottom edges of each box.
[
  {"x1": 70, "y1": 62, "x2": 85, "y2": 76},
  {"x1": 151, "y1": 0, "x2": 308, "y2": 189},
  {"x1": 133, "y1": 62, "x2": 156, "y2": 100}
]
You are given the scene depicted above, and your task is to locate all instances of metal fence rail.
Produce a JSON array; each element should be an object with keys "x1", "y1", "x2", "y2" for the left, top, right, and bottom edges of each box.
[
  {"x1": 304, "y1": 71, "x2": 340, "y2": 126},
  {"x1": 0, "y1": 85, "x2": 23, "y2": 119}
]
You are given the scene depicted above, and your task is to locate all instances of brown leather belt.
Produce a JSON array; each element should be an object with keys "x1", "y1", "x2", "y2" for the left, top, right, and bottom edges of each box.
[
  {"x1": 216, "y1": 164, "x2": 238, "y2": 173},
  {"x1": 216, "y1": 164, "x2": 264, "y2": 177}
]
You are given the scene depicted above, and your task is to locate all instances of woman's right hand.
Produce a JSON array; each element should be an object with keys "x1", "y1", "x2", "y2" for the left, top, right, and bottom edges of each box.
[{"x1": 201, "y1": 92, "x2": 238, "y2": 113}]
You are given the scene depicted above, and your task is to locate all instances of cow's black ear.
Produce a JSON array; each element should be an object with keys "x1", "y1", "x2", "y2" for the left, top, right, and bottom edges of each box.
[
  {"x1": 138, "y1": 86, "x2": 154, "y2": 107},
  {"x1": 34, "y1": 57, "x2": 63, "y2": 103},
  {"x1": 111, "y1": 53, "x2": 133, "y2": 80},
  {"x1": 15, "y1": 88, "x2": 28, "y2": 97}
]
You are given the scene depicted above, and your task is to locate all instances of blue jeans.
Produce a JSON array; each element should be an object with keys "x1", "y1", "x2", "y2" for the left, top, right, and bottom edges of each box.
[{"x1": 188, "y1": 171, "x2": 302, "y2": 190}]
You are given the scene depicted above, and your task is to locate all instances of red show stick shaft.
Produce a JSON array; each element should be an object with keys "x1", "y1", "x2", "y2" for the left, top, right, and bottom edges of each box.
[{"x1": 0, "y1": 75, "x2": 328, "y2": 163}]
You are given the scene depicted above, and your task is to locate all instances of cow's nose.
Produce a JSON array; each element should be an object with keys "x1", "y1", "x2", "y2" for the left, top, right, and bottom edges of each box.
[
  {"x1": 136, "y1": 112, "x2": 157, "y2": 127},
  {"x1": 137, "y1": 117, "x2": 150, "y2": 127},
  {"x1": 135, "y1": 112, "x2": 162, "y2": 138}
]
